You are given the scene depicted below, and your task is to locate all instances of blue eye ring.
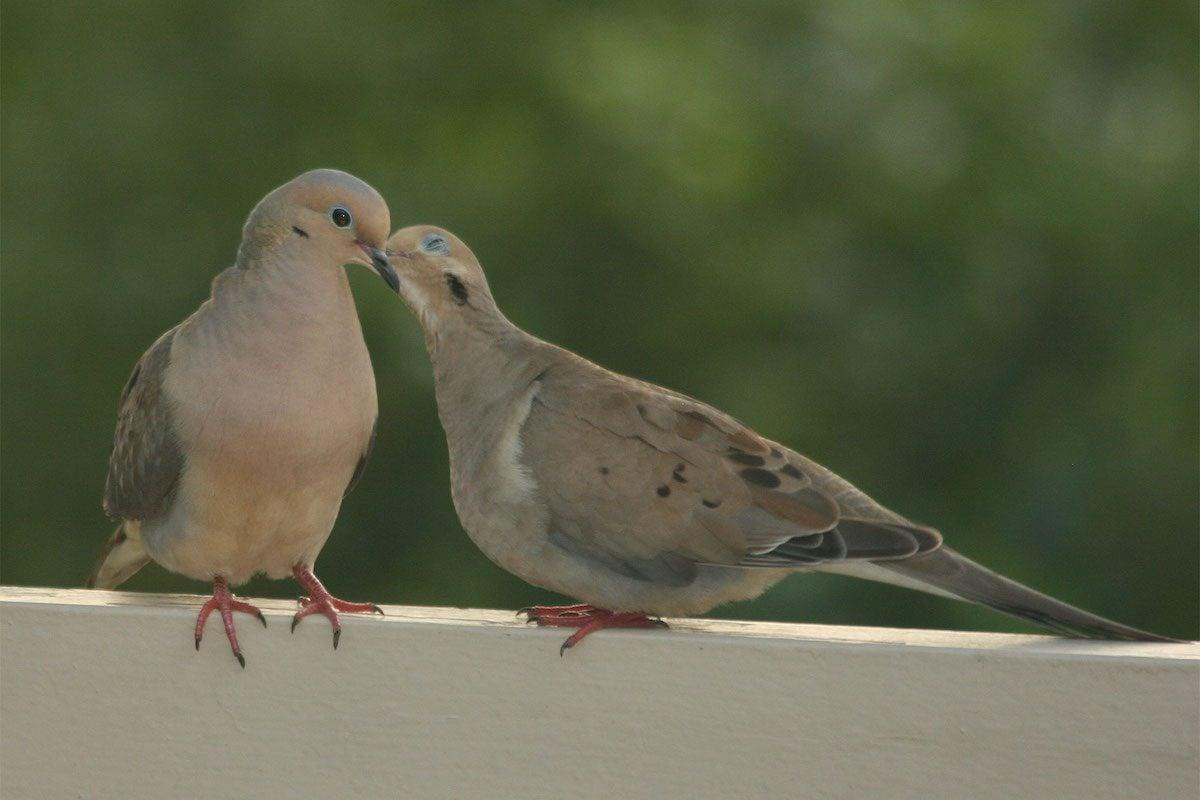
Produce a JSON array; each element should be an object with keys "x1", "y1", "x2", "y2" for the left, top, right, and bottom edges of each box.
[
  {"x1": 330, "y1": 206, "x2": 352, "y2": 228},
  {"x1": 420, "y1": 233, "x2": 450, "y2": 255}
]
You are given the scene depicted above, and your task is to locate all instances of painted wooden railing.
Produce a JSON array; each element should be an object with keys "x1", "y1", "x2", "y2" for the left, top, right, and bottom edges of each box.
[{"x1": 0, "y1": 586, "x2": 1196, "y2": 800}]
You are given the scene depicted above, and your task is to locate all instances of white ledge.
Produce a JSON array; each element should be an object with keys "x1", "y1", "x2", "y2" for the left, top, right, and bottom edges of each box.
[{"x1": 1, "y1": 586, "x2": 1197, "y2": 800}]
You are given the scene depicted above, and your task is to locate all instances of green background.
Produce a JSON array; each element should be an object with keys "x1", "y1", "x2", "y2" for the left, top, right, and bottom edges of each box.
[{"x1": 2, "y1": 2, "x2": 1196, "y2": 639}]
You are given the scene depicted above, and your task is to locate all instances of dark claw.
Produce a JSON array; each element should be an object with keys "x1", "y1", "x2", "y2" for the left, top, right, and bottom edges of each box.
[
  {"x1": 651, "y1": 619, "x2": 670, "y2": 629},
  {"x1": 559, "y1": 639, "x2": 572, "y2": 657},
  {"x1": 256, "y1": 611, "x2": 268, "y2": 628},
  {"x1": 194, "y1": 636, "x2": 201, "y2": 651},
  {"x1": 290, "y1": 615, "x2": 300, "y2": 634},
  {"x1": 516, "y1": 607, "x2": 533, "y2": 618},
  {"x1": 234, "y1": 651, "x2": 246, "y2": 669},
  {"x1": 332, "y1": 628, "x2": 341, "y2": 650},
  {"x1": 370, "y1": 605, "x2": 385, "y2": 616}
]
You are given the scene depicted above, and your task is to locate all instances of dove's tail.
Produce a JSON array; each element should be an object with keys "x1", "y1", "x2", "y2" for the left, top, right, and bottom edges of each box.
[
  {"x1": 838, "y1": 546, "x2": 1181, "y2": 642},
  {"x1": 86, "y1": 521, "x2": 151, "y2": 590}
]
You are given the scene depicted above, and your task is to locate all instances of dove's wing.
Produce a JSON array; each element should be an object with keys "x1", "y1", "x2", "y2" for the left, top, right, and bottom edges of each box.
[
  {"x1": 343, "y1": 417, "x2": 377, "y2": 497},
  {"x1": 102, "y1": 327, "x2": 185, "y2": 523},
  {"x1": 521, "y1": 358, "x2": 940, "y2": 584}
]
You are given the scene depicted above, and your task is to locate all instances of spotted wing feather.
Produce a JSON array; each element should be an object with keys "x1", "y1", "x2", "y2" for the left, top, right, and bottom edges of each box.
[{"x1": 522, "y1": 356, "x2": 941, "y2": 581}]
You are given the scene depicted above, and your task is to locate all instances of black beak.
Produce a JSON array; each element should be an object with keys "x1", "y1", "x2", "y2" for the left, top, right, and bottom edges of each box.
[{"x1": 358, "y1": 242, "x2": 400, "y2": 293}]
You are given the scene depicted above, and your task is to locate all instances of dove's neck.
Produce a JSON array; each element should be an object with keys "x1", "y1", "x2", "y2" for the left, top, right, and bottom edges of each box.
[
  {"x1": 230, "y1": 241, "x2": 354, "y2": 306},
  {"x1": 201, "y1": 243, "x2": 365, "y2": 358},
  {"x1": 426, "y1": 316, "x2": 551, "y2": 477}
]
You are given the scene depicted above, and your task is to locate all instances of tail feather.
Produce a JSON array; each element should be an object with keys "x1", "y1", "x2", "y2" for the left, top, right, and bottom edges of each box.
[
  {"x1": 85, "y1": 522, "x2": 151, "y2": 590},
  {"x1": 876, "y1": 547, "x2": 1180, "y2": 642}
]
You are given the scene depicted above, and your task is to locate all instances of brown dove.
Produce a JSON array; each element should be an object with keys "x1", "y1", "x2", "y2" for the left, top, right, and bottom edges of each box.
[
  {"x1": 384, "y1": 225, "x2": 1177, "y2": 653},
  {"x1": 87, "y1": 169, "x2": 398, "y2": 666}
]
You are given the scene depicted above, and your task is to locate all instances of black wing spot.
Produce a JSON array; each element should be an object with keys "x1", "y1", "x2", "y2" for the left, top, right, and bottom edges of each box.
[
  {"x1": 740, "y1": 468, "x2": 781, "y2": 488},
  {"x1": 702, "y1": 498, "x2": 721, "y2": 508},
  {"x1": 599, "y1": 466, "x2": 609, "y2": 475},
  {"x1": 671, "y1": 463, "x2": 687, "y2": 483},
  {"x1": 780, "y1": 463, "x2": 804, "y2": 479},
  {"x1": 656, "y1": 485, "x2": 671, "y2": 497},
  {"x1": 292, "y1": 225, "x2": 310, "y2": 239},
  {"x1": 727, "y1": 447, "x2": 766, "y2": 467}
]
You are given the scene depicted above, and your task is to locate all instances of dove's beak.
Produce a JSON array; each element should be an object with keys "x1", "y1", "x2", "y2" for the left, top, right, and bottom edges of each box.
[{"x1": 358, "y1": 241, "x2": 400, "y2": 293}]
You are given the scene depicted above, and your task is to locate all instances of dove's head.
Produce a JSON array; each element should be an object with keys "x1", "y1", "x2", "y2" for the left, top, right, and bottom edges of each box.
[
  {"x1": 238, "y1": 168, "x2": 398, "y2": 290},
  {"x1": 384, "y1": 225, "x2": 502, "y2": 331}
]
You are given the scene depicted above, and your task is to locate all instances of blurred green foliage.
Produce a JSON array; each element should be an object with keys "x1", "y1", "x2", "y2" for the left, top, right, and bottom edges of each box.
[{"x1": 1, "y1": 1, "x2": 1196, "y2": 639}]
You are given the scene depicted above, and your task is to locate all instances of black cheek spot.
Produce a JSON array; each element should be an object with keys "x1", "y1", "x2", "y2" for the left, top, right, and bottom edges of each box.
[
  {"x1": 780, "y1": 463, "x2": 804, "y2": 479},
  {"x1": 656, "y1": 485, "x2": 671, "y2": 497},
  {"x1": 702, "y1": 499, "x2": 721, "y2": 509},
  {"x1": 727, "y1": 448, "x2": 766, "y2": 467},
  {"x1": 446, "y1": 274, "x2": 469, "y2": 305},
  {"x1": 739, "y1": 468, "x2": 781, "y2": 488},
  {"x1": 292, "y1": 225, "x2": 309, "y2": 239}
]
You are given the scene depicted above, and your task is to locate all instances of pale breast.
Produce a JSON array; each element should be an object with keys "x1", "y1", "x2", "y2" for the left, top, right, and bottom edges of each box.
[{"x1": 145, "y1": 295, "x2": 377, "y2": 583}]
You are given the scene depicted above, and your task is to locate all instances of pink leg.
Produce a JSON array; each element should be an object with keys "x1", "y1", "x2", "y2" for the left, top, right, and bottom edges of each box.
[
  {"x1": 517, "y1": 603, "x2": 597, "y2": 621},
  {"x1": 194, "y1": 577, "x2": 266, "y2": 668},
  {"x1": 520, "y1": 605, "x2": 667, "y2": 655},
  {"x1": 291, "y1": 564, "x2": 383, "y2": 649}
]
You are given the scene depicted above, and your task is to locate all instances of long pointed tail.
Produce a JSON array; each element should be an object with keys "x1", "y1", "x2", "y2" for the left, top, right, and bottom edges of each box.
[
  {"x1": 872, "y1": 547, "x2": 1181, "y2": 642},
  {"x1": 85, "y1": 521, "x2": 151, "y2": 590}
]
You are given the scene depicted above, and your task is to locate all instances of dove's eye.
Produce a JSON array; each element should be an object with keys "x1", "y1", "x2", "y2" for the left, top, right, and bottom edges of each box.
[
  {"x1": 420, "y1": 233, "x2": 450, "y2": 255},
  {"x1": 330, "y1": 206, "x2": 352, "y2": 228}
]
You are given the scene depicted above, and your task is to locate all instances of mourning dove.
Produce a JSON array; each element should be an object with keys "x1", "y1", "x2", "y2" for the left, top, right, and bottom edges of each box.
[
  {"x1": 87, "y1": 169, "x2": 397, "y2": 666},
  {"x1": 385, "y1": 225, "x2": 1176, "y2": 652}
]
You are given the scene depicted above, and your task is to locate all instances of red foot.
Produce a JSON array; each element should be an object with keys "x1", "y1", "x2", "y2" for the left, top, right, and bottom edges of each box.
[
  {"x1": 194, "y1": 577, "x2": 266, "y2": 668},
  {"x1": 290, "y1": 564, "x2": 383, "y2": 649},
  {"x1": 520, "y1": 604, "x2": 666, "y2": 655}
]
